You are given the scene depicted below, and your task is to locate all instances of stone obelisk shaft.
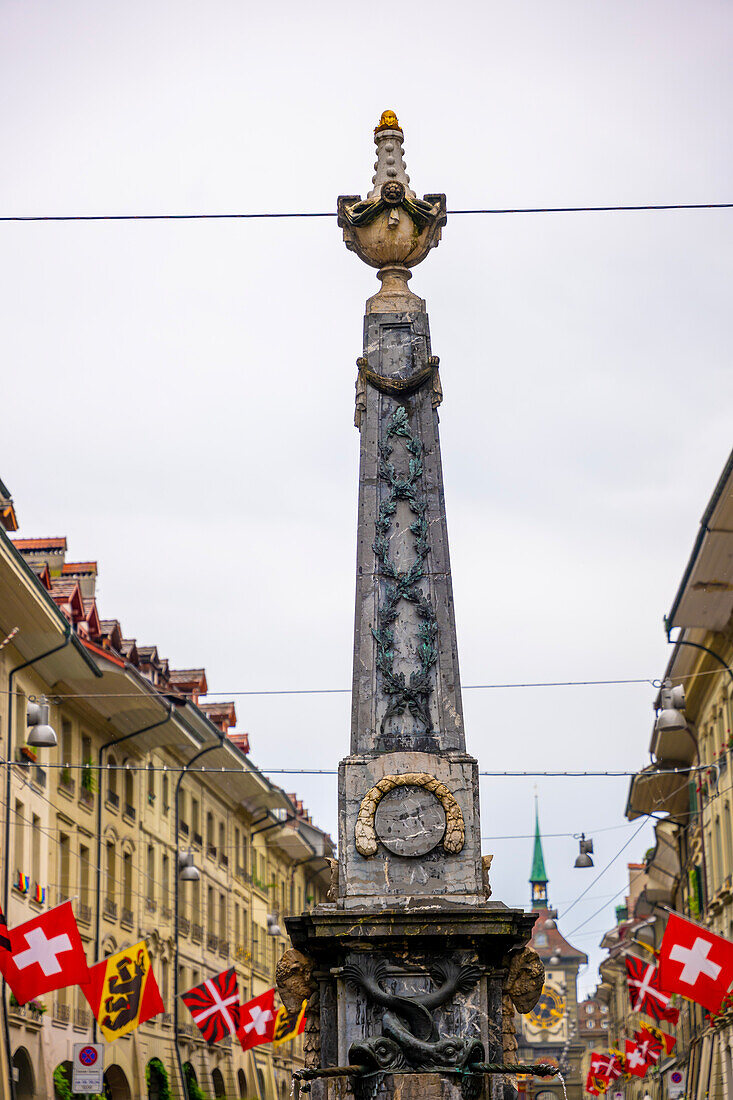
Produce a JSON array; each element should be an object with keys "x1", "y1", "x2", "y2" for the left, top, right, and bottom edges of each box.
[{"x1": 350, "y1": 301, "x2": 465, "y2": 755}]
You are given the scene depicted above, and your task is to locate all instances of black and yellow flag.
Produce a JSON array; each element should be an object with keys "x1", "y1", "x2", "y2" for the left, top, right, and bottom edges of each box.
[
  {"x1": 273, "y1": 999, "x2": 306, "y2": 1045},
  {"x1": 83, "y1": 941, "x2": 163, "y2": 1042}
]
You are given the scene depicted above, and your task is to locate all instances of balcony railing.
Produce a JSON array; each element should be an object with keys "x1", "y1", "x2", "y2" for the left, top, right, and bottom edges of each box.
[
  {"x1": 74, "y1": 1008, "x2": 90, "y2": 1028},
  {"x1": 79, "y1": 786, "x2": 94, "y2": 808},
  {"x1": 163, "y1": 1012, "x2": 173, "y2": 1026},
  {"x1": 220, "y1": 853, "x2": 229, "y2": 868},
  {"x1": 235, "y1": 943, "x2": 251, "y2": 961},
  {"x1": 77, "y1": 903, "x2": 92, "y2": 925},
  {"x1": 106, "y1": 790, "x2": 120, "y2": 808},
  {"x1": 123, "y1": 804, "x2": 136, "y2": 821},
  {"x1": 145, "y1": 897, "x2": 157, "y2": 914},
  {"x1": 207, "y1": 844, "x2": 217, "y2": 860},
  {"x1": 218, "y1": 939, "x2": 229, "y2": 957},
  {"x1": 177, "y1": 1023, "x2": 193, "y2": 1038},
  {"x1": 192, "y1": 922, "x2": 203, "y2": 943},
  {"x1": 180, "y1": 821, "x2": 190, "y2": 837},
  {"x1": 236, "y1": 864, "x2": 249, "y2": 882},
  {"x1": 33, "y1": 766, "x2": 46, "y2": 788},
  {"x1": 103, "y1": 898, "x2": 117, "y2": 920},
  {"x1": 162, "y1": 904, "x2": 172, "y2": 920},
  {"x1": 207, "y1": 933, "x2": 219, "y2": 953},
  {"x1": 193, "y1": 831, "x2": 202, "y2": 847},
  {"x1": 178, "y1": 916, "x2": 190, "y2": 936},
  {"x1": 120, "y1": 907, "x2": 134, "y2": 929},
  {"x1": 54, "y1": 1002, "x2": 71, "y2": 1023}
]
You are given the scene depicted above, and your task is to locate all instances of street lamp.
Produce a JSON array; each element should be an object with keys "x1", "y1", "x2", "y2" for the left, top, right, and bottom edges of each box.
[
  {"x1": 654, "y1": 680, "x2": 687, "y2": 734},
  {"x1": 178, "y1": 851, "x2": 200, "y2": 882},
  {"x1": 26, "y1": 696, "x2": 57, "y2": 748},
  {"x1": 574, "y1": 834, "x2": 594, "y2": 868}
]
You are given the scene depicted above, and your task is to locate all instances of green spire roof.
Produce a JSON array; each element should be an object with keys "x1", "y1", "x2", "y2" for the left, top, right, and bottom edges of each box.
[{"x1": 530, "y1": 800, "x2": 548, "y2": 884}]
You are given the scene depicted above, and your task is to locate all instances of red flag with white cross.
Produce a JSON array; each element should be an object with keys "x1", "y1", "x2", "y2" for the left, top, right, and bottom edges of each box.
[
  {"x1": 182, "y1": 967, "x2": 242, "y2": 1044},
  {"x1": 624, "y1": 1039, "x2": 650, "y2": 1077},
  {"x1": 0, "y1": 901, "x2": 90, "y2": 1005},
  {"x1": 589, "y1": 1053, "x2": 622, "y2": 1081},
  {"x1": 659, "y1": 912, "x2": 733, "y2": 1013},
  {"x1": 237, "y1": 987, "x2": 277, "y2": 1050},
  {"x1": 625, "y1": 954, "x2": 679, "y2": 1024}
]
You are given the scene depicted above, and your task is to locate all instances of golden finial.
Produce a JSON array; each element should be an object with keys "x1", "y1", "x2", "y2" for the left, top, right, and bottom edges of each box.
[{"x1": 375, "y1": 109, "x2": 401, "y2": 134}]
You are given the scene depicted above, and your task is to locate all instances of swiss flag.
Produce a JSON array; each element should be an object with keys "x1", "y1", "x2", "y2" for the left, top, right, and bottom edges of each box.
[
  {"x1": 237, "y1": 987, "x2": 276, "y2": 1050},
  {"x1": 624, "y1": 1040, "x2": 649, "y2": 1077},
  {"x1": 659, "y1": 913, "x2": 733, "y2": 1013},
  {"x1": 0, "y1": 902, "x2": 89, "y2": 1005}
]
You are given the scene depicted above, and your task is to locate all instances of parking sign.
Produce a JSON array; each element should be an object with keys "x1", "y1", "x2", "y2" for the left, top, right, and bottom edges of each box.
[{"x1": 72, "y1": 1044, "x2": 104, "y2": 1093}]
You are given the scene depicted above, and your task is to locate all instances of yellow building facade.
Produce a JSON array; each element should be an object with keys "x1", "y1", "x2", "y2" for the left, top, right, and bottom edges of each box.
[{"x1": 0, "y1": 506, "x2": 333, "y2": 1100}]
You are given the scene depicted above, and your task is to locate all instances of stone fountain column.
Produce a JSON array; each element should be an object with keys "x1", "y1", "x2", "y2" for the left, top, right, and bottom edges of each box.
[{"x1": 285, "y1": 112, "x2": 542, "y2": 1100}]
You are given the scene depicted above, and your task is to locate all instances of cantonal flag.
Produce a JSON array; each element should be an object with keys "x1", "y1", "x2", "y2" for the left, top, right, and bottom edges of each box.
[
  {"x1": 659, "y1": 912, "x2": 733, "y2": 1014},
  {"x1": 82, "y1": 941, "x2": 163, "y2": 1042},
  {"x1": 625, "y1": 953, "x2": 679, "y2": 1024},
  {"x1": 182, "y1": 967, "x2": 242, "y2": 1044},
  {"x1": 273, "y1": 998, "x2": 307, "y2": 1045}
]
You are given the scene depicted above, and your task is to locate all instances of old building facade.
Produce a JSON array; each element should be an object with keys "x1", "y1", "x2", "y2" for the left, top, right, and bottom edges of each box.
[
  {"x1": 0, "y1": 488, "x2": 333, "y2": 1100},
  {"x1": 597, "y1": 448, "x2": 733, "y2": 1099},
  {"x1": 516, "y1": 806, "x2": 587, "y2": 1100}
]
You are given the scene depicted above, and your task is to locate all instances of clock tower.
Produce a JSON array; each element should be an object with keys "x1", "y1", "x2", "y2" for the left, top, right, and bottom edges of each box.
[{"x1": 516, "y1": 803, "x2": 588, "y2": 1100}]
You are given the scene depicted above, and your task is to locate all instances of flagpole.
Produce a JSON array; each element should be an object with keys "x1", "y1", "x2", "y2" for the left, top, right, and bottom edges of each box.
[{"x1": 173, "y1": 733, "x2": 225, "y2": 1100}]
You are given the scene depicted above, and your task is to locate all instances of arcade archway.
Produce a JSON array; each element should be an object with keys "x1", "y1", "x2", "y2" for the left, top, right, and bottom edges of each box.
[
  {"x1": 104, "y1": 1064, "x2": 132, "y2": 1100},
  {"x1": 13, "y1": 1047, "x2": 35, "y2": 1100}
]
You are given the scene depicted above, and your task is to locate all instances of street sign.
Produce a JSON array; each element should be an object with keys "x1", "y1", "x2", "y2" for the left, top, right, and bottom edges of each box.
[
  {"x1": 72, "y1": 1043, "x2": 104, "y2": 1093},
  {"x1": 667, "y1": 1068, "x2": 686, "y2": 1099}
]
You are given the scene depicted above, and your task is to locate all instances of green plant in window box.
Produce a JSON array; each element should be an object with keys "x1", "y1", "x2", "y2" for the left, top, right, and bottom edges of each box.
[{"x1": 81, "y1": 758, "x2": 96, "y2": 793}]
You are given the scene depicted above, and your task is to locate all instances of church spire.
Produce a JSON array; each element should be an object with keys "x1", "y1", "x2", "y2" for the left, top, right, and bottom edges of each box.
[{"x1": 530, "y1": 797, "x2": 549, "y2": 908}]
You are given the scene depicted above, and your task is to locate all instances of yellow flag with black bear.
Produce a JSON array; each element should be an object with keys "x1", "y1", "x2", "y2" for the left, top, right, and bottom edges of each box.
[
  {"x1": 273, "y1": 998, "x2": 307, "y2": 1045},
  {"x1": 83, "y1": 941, "x2": 164, "y2": 1042}
]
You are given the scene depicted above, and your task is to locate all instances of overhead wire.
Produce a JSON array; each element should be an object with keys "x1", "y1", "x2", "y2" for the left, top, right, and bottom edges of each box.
[
  {"x1": 1, "y1": 202, "x2": 732, "y2": 222},
  {"x1": 0, "y1": 761, "x2": 708, "y2": 777},
  {"x1": 1, "y1": 658, "x2": 728, "y2": 700}
]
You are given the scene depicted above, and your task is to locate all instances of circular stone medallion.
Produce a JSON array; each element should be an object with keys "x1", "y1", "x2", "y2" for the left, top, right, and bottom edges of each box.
[{"x1": 374, "y1": 784, "x2": 446, "y2": 857}]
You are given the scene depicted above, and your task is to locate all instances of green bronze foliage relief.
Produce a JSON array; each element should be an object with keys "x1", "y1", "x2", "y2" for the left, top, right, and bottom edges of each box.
[{"x1": 372, "y1": 405, "x2": 438, "y2": 737}]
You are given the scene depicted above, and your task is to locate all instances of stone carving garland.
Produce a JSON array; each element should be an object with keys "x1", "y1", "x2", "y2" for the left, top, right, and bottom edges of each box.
[{"x1": 355, "y1": 772, "x2": 465, "y2": 857}]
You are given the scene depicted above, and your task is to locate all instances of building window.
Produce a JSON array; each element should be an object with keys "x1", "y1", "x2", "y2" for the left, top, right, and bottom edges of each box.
[
  {"x1": 123, "y1": 851, "x2": 133, "y2": 911},
  {"x1": 147, "y1": 762, "x2": 155, "y2": 804},
  {"x1": 59, "y1": 833, "x2": 71, "y2": 903},
  {"x1": 14, "y1": 799, "x2": 24, "y2": 879},
  {"x1": 79, "y1": 844, "x2": 90, "y2": 910},
  {"x1": 108, "y1": 754, "x2": 118, "y2": 800}
]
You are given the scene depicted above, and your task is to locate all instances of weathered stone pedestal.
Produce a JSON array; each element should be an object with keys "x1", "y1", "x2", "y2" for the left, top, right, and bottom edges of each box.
[
  {"x1": 288, "y1": 905, "x2": 535, "y2": 1100},
  {"x1": 284, "y1": 112, "x2": 543, "y2": 1100}
]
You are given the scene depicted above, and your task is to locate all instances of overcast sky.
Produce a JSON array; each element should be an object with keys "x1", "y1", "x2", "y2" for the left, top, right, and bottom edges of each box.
[{"x1": 2, "y1": 0, "x2": 732, "y2": 994}]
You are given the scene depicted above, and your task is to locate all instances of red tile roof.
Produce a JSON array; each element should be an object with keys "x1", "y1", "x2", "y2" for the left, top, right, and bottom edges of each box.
[
  {"x1": 12, "y1": 537, "x2": 67, "y2": 551},
  {"x1": 62, "y1": 561, "x2": 98, "y2": 575}
]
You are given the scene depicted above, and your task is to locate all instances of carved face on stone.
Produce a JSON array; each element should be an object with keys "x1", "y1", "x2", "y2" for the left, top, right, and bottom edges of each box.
[{"x1": 381, "y1": 181, "x2": 405, "y2": 206}]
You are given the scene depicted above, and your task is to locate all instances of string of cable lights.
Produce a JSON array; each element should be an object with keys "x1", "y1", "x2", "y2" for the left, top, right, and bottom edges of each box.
[{"x1": 0, "y1": 760, "x2": 710, "y2": 776}]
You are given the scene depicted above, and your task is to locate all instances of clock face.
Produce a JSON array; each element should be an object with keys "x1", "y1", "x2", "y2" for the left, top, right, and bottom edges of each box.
[{"x1": 526, "y1": 984, "x2": 565, "y2": 1031}]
